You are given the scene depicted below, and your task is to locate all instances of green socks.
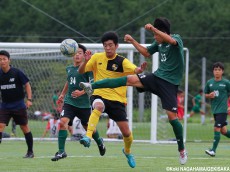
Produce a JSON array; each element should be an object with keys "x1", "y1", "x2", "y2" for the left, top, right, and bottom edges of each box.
[
  {"x1": 92, "y1": 76, "x2": 127, "y2": 89},
  {"x1": 212, "y1": 131, "x2": 220, "y2": 152},
  {"x1": 169, "y1": 119, "x2": 184, "y2": 151},
  {"x1": 224, "y1": 130, "x2": 230, "y2": 138},
  {"x1": 58, "y1": 130, "x2": 68, "y2": 152},
  {"x1": 92, "y1": 130, "x2": 102, "y2": 145}
]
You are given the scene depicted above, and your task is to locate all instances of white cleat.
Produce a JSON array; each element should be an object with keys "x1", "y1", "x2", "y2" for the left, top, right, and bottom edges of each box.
[
  {"x1": 179, "y1": 149, "x2": 188, "y2": 165},
  {"x1": 79, "y1": 82, "x2": 94, "y2": 97},
  {"x1": 205, "y1": 149, "x2": 215, "y2": 157}
]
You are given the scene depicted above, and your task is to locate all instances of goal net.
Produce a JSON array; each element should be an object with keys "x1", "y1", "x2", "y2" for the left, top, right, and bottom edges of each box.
[{"x1": 0, "y1": 43, "x2": 189, "y2": 143}]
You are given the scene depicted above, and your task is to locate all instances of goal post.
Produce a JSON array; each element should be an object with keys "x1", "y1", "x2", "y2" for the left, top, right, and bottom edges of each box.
[{"x1": 0, "y1": 42, "x2": 189, "y2": 143}]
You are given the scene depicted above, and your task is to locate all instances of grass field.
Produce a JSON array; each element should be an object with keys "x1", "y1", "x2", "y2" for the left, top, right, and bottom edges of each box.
[
  {"x1": 4, "y1": 114, "x2": 230, "y2": 142},
  {"x1": 1, "y1": 141, "x2": 230, "y2": 172}
]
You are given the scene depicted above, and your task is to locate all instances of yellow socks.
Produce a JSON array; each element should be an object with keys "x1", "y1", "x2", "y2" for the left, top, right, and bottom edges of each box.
[
  {"x1": 86, "y1": 109, "x2": 101, "y2": 139},
  {"x1": 123, "y1": 132, "x2": 133, "y2": 154}
]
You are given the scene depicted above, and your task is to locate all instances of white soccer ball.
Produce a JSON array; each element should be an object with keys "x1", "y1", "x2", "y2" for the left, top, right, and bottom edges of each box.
[{"x1": 60, "y1": 39, "x2": 79, "y2": 57}]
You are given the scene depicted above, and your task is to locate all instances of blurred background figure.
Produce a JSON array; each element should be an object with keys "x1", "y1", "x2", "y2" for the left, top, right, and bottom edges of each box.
[
  {"x1": 10, "y1": 119, "x2": 17, "y2": 137},
  {"x1": 189, "y1": 89, "x2": 206, "y2": 125},
  {"x1": 177, "y1": 90, "x2": 184, "y2": 120},
  {"x1": 70, "y1": 117, "x2": 86, "y2": 141},
  {"x1": 42, "y1": 113, "x2": 60, "y2": 138},
  {"x1": 106, "y1": 118, "x2": 123, "y2": 139}
]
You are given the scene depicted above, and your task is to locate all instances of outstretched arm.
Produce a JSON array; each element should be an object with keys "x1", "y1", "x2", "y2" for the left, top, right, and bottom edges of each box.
[
  {"x1": 145, "y1": 23, "x2": 177, "y2": 45},
  {"x1": 124, "y1": 34, "x2": 151, "y2": 57}
]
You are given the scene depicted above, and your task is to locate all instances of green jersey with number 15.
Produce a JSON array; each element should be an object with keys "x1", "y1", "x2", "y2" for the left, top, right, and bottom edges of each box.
[{"x1": 147, "y1": 34, "x2": 184, "y2": 85}]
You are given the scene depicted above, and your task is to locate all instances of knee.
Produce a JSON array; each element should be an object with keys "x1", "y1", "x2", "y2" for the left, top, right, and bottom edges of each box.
[
  {"x1": 94, "y1": 103, "x2": 104, "y2": 113},
  {"x1": 59, "y1": 120, "x2": 67, "y2": 130},
  {"x1": 121, "y1": 129, "x2": 131, "y2": 137},
  {"x1": 220, "y1": 130, "x2": 227, "y2": 135}
]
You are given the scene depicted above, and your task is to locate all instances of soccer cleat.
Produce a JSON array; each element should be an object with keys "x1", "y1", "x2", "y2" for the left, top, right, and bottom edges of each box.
[
  {"x1": 122, "y1": 148, "x2": 136, "y2": 168},
  {"x1": 80, "y1": 136, "x2": 91, "y2": 148},
  {"x1": 23, "y1": 151, "x2": 34, "y2": 158},
  {"x1": 179, "y1": 149, "x2": 188, "y2": 165},
  {"x1": 205, "y1": 149, "x2": 215, "y2": 157},
  {"x1": 97, "y1": 138, "x2": 106, "y2": 156},
  {"x1": 79, "y1": 82, "x2": 94, "y2": 97},
  {"x1": 51, "y1": 151, "x2": 67, "y2": 161}
]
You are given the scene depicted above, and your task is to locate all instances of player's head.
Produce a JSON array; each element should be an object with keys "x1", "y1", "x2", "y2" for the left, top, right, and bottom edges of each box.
[
  {"x1": 154, "y1": 17, "x2": 171, "y2": 35},
  {"x1": 212, "y1": 62, "x2": 224, "y2": 71},
  {"x1": 212, "y1": 62, "x2": 224, "y2": 78},
  {"x1": 0, "y1": 50, "x2": 10, "y2": 59},
  {"x1": 101, "y1": 31, "x2": 119, "y2": 45},
  {"x1": 101, "y1": 31, "x2": 119, "y2": 58},
  {"x1": 199, "y1": 89, "x2": 203, "y2": 94},
  {"x1": 74, "y1": 43, "x2": 87, "y2": 64},
  {"x1": 0, "y1": 50, "x2": 11, "y2": 69},
  {"x1": 78, "y1": 43, "x2": 87, "y2": 54}
]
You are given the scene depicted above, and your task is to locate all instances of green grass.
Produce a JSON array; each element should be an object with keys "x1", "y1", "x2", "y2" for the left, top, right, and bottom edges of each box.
[{"x1": 1, "y1": 141, "x2": 230, "y2": 172}]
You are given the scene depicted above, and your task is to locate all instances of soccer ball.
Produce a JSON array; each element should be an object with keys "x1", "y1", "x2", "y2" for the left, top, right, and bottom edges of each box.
[{"x1": 60, "y1": 39, "x2": 79, "y2": 57}]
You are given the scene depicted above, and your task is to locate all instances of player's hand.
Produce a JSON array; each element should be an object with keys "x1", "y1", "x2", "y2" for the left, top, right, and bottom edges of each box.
[
  {"x1": 57, "y1": 95, "x2": 64, "y2": 105},
  {"x1": 71, "y1": 90, "x2": 84, "y2": 98},
  {"x1": 124, "y1": 34, "x2": 134, "y2": 43},
  {"x1": 135, "y1": 61, "x2": 147, "y2": 74},
  {"x1": 26, "y1": 100, "x2": 32, "y2": 108},
  {"x1": 85, "y1": 50, "x2": 92, "y2": 62},
  {"x1": 145, "y1": 23, "x2": 154, "y2": 31},
  {"x1": 209, "y1": 92, "x2": 215, "y2": 98}
]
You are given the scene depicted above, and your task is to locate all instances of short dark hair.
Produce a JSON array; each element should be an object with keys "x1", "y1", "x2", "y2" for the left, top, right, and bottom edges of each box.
[
  {"x1": 154, "y1": 17, "x2": 171, "y2": 34},
  {"x1": 78, "y1": 43, "x2": 87, "y2": 53},
  {"x1": 0, "y1": 50, "x2": 10, "y2": 59},
  {"x1": 212, "y1": 62, "x2": 224, "y2": 70},
  {"x1": 101, "y1": 31, "x2": 118, "y2": 45},
  {"x1": 199, "y1": 89, "x2": 203, "y2": 94}
]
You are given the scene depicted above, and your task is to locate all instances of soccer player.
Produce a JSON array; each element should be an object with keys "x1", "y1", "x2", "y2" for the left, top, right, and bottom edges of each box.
[
  {"x1": 79, "y1": 17, "x2": 188, "y2": 165},
  {"x1": 189, "y1": 89, "x2": 206, "y2": 124},
  {"x1": 204, "y1": 62, "x2": 230, "y2": 157},
  {"x1": 0, "y1": 50, "x2": 34, "y2": 158},
  {"x1": 78, "y1": 31, "x2": 147, "y2": 168},
  {"x1": 51, "y1": 44, "x2": 105, "y2": 161}
]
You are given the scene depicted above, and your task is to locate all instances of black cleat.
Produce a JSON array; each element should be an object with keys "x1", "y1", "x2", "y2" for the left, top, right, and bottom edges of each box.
[
  {"x1": 51, "y1": 152, "x2": 67, "y2": 161},
  {"x1": 23, "y1": 151, "x2": 34, "y2": 158},
  {"x1": 98, "y1": 138, "x2": 106, "y2": 156}
]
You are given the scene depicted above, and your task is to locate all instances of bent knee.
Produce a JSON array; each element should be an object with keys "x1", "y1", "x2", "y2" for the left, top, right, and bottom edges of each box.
[{"x1": 92, "y1": 99, "x2": 105, "y2": 112}]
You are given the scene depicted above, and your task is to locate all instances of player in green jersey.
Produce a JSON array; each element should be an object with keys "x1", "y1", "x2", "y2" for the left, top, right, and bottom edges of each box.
[
  {"x1": 205, "y1": 62, "x2": 230, "y2": 157},
  {"x1": 51, "y1": 44, "x2": 105, "y2": 161},
  {"x1": 189, "y1": 89, "x2": 206, "y2": 124},
  {"x1": 80, "y1": 17, "x2": 187, "y2": 165}
]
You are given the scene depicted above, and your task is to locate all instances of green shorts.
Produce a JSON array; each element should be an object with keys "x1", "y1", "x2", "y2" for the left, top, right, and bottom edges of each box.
[{"x1": 192, "y1": 106, "x2": 200, "y2": 113}]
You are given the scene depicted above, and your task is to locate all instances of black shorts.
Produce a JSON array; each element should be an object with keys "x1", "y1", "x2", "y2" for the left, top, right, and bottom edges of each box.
[
  {"x1": 91, "y1": 95, "x2": 128, "y2": 122},
  {"x1": 61, "y1": 103, "x2": 91, "y2": 126},
  {"x1": 214, "y1": 113, "x2": 228, "y2": 128},
  {"x1": 137, "y1": 74, "x2": 178, "y2": 113},
  {"x1": 0, "y1": 108, "x2": 28, "y2": 126}
]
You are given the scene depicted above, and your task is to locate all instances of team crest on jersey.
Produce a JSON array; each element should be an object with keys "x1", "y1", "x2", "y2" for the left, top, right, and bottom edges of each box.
[
  {"x1": 9, "y1": 78, "x2": 15, "y2": 82},
  {"x1": 112, "y1": 64, "x2": 118, "y2": 71}
]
